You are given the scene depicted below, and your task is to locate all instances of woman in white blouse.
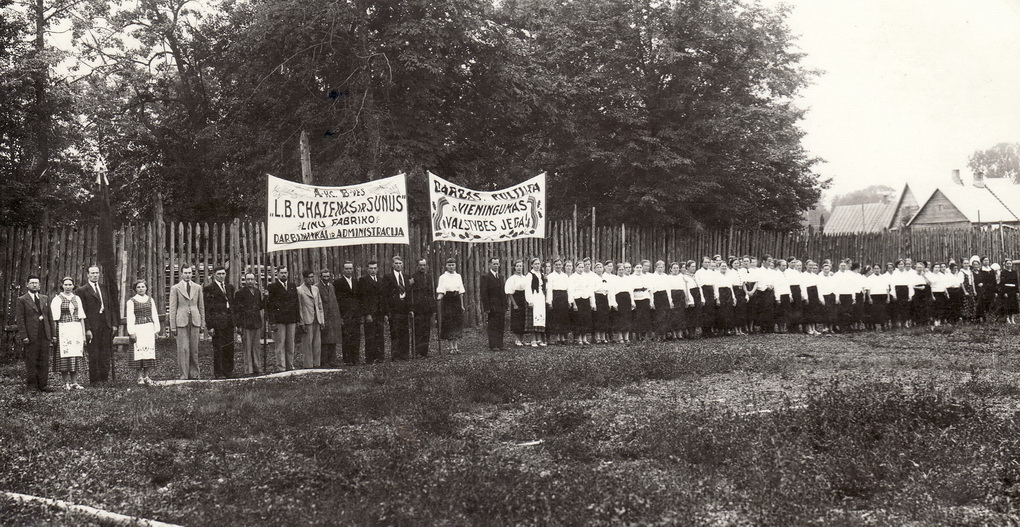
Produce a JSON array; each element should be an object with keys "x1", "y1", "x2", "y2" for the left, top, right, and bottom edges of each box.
[
  {"x1": 774, "y1": 259, "x2": 792, "y2": 333},
  {"x1": 864, "y1": 263, "x2": 891, "y2": 331},
  {"x1": 668, "y1": 262, "x2": 688, "y2": 339},
  {"x1": 695, "y1": 258, "x2": 717, "y2": 336},
  {"x1": 614, "y1": 262, "x2": 634, "y2": 344},
  {"x1": 650, "y1": 260, "x2": 672, "y2": 341},
  {"x1": 631, "y1": 261, "x2": 653, "y2": 341},
  {"x1": 683, "y1": 261, "x2": 702, "y2": 338},
  {"x1": 592, "y1": 261, "x2": 616, "y2": 344},
  {"x1": 715, "y1": 261, "x2": 737, "y2": 335},
  {"x1": 436, "y1": 258, "x2": 466, "y2": 353},
  {"x1": 504, "y1": 259, "x2": 529, "y2": 346},
  {"x1": 889, "y1": 260, "x2": 914, "y2": 329},
  {"x1": 546, "y1": 259, "x2": 571, "y2": 345},
  {"x1": 801, "y1": 260, "x2": 822, "y2": 335},
  {"x1": 569, "y1": 259, "x2": 594, "y2": 345}
]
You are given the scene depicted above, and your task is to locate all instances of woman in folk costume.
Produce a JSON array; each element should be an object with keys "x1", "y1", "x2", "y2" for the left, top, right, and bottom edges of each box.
[
  {"x1": 667, "y1": 262, "x2": 688, "y2": 339},
  {"x1": 613, "y1": 262, "x2": 635, "y2": 344},
  {"x1": 650, "y1": 260, "x2": 673, "y2": 341},
  {"x1": 127, "y1": 279, "x2": 162, "y2": 385},
  {"x1": 546, "y1": 258, "x2": 572, "y2": 345},
  {"x1": 51, "y1": 277, "x2": 86, "y2": 390},
  {"x1": 436, "y1": 258, "x2": 467, "y2": 353},
  {"x1": 525, "y1": 257, "x2": 548, "y2": 347},
  {"x1": 591, "y1": 260, "x2": 616, "y2": 344}
]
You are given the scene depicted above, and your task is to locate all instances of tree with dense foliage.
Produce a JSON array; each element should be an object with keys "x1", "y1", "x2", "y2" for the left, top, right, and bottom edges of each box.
[
  {"x1": 35, "y1": 0, "x2": 823, "y2": 229},
  {"x1": 968, "y1": 142, "x2": 1020, "y2": 183}
]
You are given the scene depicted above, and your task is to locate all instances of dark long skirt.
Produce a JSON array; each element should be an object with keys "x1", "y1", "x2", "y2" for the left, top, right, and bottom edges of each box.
[
  {"x1": 946, "y1": 287, "x2": 964, "y2": 322},
  {"x1": 837, "y1": 294, "x2": 855, "y2": 329},
  {"x1": 933, "y1": 292, "x2": 951, "y2": 321},
  {"x1": 977, "y1": 288, "x2": 996, "y2": 320},
  {"x1": 653, "y1": 291, "x2": 671, "y2": 335},
  {"x1": 440, "y1": 293, "x2": 463, "y2": 340},
  {"x1": 854, "y1": 292, "x2": 866, "y2": 326},
  {"x1": 733, "y1": 287, "x2": 748, "y2": 327},
  {"x1": 510, "y1": 291, "x2": 526, "y2": 334},
  {"x1": 701, "y1": 285, "x2": 717, "y2": 331},
  {"x1": 911, "y1": 286, "x2": 931, "y2": 325},
  {"x1": 805, "y1": 285, "x2": 822, "y2": 324},
  {"x1": 869, "y1": 294, "x2": 889, "y2": 326},
  {"x1": 893, "y1": 285, "x2": 911, "y2": 324},
  {"x1": 593, "y1": 293, "x2": 611, "y2": 333},
  {"x1": 551, "y1": 290, "x2": 571, "y2": 333},
  {"x1": 1000, "y1": 289, "x2": 1019, "y2": 315},
  {"x1": 776, "y1": 294, "x2": 791, "y2": 326},
  {"x1": 823, "y1": 294, "x2": 837, "y2": 325},
  {"x1": 686, "y1": 287, "x2": 703, "y2": 330},
  {"x1": 670, "y1": 289, "x2": 687, "y2": 332},
  {"x1": 716, "y1": 287, "x2": 735, "y2": 330},
  {"x1": 614, "y1": 292, "x2": 633, "y2": 333},
  {"x1": 573, "y1": 297, "x2": 593, "y2": 334},
  {"x1": 789, "y1": 285, "x2": 803, "y2": 325},
  {"x1": 753, "y1": 290, "x2": 776, "y2": 329},
  {"x1": 634, "y1": 298, "x2": 653, "y2": 334}
]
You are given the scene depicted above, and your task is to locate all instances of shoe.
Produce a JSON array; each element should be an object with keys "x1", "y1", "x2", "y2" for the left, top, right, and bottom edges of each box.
[
  {"x1": 63, "y1": 383, "x2": 71, "y2": 391},
  {"x1": 538, "y1": 341, "x2": 547, "y2": 347},
  {"x1": 531, "y1": 342, "x2": 539, "y2": 347},
  {"x1": 138, "y1": 378, "x2": 146, "y2": 385},
  {"x1": 72, "y1": 383, "x2": 84, "y2": 390}
]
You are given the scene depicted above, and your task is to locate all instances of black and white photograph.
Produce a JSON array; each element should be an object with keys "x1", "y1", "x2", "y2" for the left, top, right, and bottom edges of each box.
[{"x1": 1, "y1": 0, "x2": 1020, "y2": 524}]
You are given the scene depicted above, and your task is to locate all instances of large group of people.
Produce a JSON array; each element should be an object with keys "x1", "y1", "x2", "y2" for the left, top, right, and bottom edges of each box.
[{"x1": 13, "y1": 253, "x2": 1018, "y2": 392}]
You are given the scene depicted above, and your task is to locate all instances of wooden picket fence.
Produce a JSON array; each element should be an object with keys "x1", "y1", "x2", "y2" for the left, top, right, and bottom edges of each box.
[{"x1": 3, "y1": 217, "x2": 1020, "y2": 344}]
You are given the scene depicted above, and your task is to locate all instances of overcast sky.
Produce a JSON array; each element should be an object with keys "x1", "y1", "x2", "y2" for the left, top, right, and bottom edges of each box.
[{"x1": 766, "y1": 0, "x2": 1020, "y2": 205}]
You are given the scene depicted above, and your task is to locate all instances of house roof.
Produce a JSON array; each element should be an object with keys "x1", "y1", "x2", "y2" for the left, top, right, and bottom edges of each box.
[
  {"x1": 984, "y1": 178, "x2": 1020, "y2": 220},
  {"x1": 825, "y1": 202, "x2": 896, "y2": 234},
  {"x1": 909, "y1": 182, "x2": 1018, "y2": 225}
]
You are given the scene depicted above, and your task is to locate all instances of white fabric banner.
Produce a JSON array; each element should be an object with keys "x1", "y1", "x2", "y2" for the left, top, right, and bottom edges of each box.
[
  {"x1": 267, "y1": 174, "x2": 409, "y2": 252},
  {"x1": 428, "y1": 172, "x2": 546, "y2": 242}
]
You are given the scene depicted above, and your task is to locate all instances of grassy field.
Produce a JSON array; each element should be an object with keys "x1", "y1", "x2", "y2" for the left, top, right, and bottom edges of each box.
[{"x1": 3, "y1": 324, "x2": 1020, "y2": 526}]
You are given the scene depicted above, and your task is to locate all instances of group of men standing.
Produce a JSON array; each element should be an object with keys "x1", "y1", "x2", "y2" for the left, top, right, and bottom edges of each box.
[{"x1": 163, "y1": 256, "x2": 438, "y2": 379}]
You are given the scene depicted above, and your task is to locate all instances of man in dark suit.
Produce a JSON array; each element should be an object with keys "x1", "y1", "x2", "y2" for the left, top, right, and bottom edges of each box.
[
  {"x1": 16, "y1": 275, "x2": 57, "y2": 392},
  {"x1": 333, "y1": 261, "x2": 361, "y2": 366},
  {"x1": 409, "y1": 257, "x2": 434, "y2": 358},
  {"x1": 204, "y1": 266, "x2": 235, "y2": 378},
  {"x1": 266, "y1": 266, "x2": 300, "y2": 371},
  {"x1": 480, "y1": 257, "x2": 507, "y2": 350},
  {"x1": 75, "y1": 265, "x2": 116, "y2": 384},
  {"x1": 381, "y1": 255, "x2": 412, "y2": 361},
  {"x1": 358, "y1": 260, "x2": 384, "y2": 364},
  {"x1": 233, "y1": 272, "x2": 264, "y2": 375}
]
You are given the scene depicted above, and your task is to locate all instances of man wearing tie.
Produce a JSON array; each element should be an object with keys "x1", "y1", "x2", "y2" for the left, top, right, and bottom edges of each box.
[
  {"x1": 203, "y1": 266, "x2": 235, "y2": 379},
  {"x1": 358, "y1": 260, "x2": 384, "y2": 364},
  {"x1": 409, "y1": 257, "x2": 434, "y2": 358},
  {"x1": 480, "y1": 257, "x2": 507, "y2": 350},
  {"x1": 318, "y1": 268, "x2": 342, "y2": 368},
  {"x1": 16, "y1": 275, "x2": 58, "y2": 392},
  {"x1": 168, "y1": 264, "x2": 205, "y2": 379},
  {"x1": 75, "y1": 265, "x2": 116, "y2": 384},
  {"x1": 381, "y1": 255, "x2": 412, "y2": 361},
  {"x1": 266, "y1": 266, "x2": 300, "y2": 371},
  {"x1": 297, "y1": 270, "x2": 325, "y2": 368},
  {"x1": 333, "y1": 261, "x2": 361, "y2": 366}
]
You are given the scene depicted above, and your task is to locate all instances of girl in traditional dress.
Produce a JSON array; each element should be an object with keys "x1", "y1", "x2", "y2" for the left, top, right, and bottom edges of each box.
[
  {"x1": 614, "y1": 262, "x2": 634, "y2": 343},
  {"x1": 695, "y1": 258, "x2": 717, "y2": 336},
  {"x1": 802, "y1": 260, "x2": 823, "y2": 335},
  {"x1": 526, "y1": 257, "x2": 547, "y2": 347},
  {"x1": 785, "y1": 259, "x2": 804, "y2": 335},
  {"x1": 51, "y1": 277, "x2": 86, "y2": 390},
  {"x1": 126, "y1": 279, "x2": 161, "y2": 385},
  {"x1": 945, "y1": 260, "x2": 964, "y2": 324},
  {"x1": 504, "y1": 260, "x2": 529, "y2": 346},
  {"x1": 910, "y1": 261, "x2": 933, "y2": 327},
  {"x1": 684, "y1": 260, "x2": 703, "y2": 338},
  {"x1": 436, "y1": 258, "x2": 466, "y2": 353},
  {"x1": 714, "y1": 261, "x2": 737, "y2": 335},
  {"x1": 890, "y1": 259, "x2": 914, "y2": 328},
  {"x1": 773, "y1": 259, "x2": 792, "y2": 333}
]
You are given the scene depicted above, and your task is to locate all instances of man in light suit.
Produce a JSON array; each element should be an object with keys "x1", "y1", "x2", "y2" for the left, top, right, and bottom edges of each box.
[
  {"x1": 169, "y1": 264, "x2": 205, "y2": 379},
  {"x1": 380, "y1": 255, "x2": 412, "y2": 361},
  {"x1": 203, "y1": 266, "x2": 235, "y2": 379},
  {"x1": 297, "y1": 269, "x2": 325, "y2": 368},
  {"x1": 266, "y1": 266, "x2": 300, "y2": 371},
  {"x1": 16, "y1": 275, "x2": 57, "y2": 392},
  {"x1": 333, "y1": 261, "x2": 361, "y2": 366},
  {"x1": 75, "y1": 265, "x2": 116, "y2": 384}
]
